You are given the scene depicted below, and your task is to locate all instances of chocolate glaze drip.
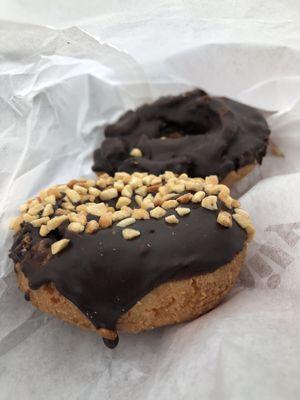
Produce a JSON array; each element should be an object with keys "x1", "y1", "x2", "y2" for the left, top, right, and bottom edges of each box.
[
  {"x1": 10, "y1": 203, "x2": 246, "y2": 339},
  {"x1": 93, "y1": 89, "x2": 270, "y2": 178}
]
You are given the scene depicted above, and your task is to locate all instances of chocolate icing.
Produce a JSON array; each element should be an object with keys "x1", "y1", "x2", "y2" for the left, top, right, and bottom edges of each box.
[
  {"x1": 93, "y1": 89, "x2": 270, "y2": 178},
  {"x1": 10, "y1": 201, "x2": 246, "y2": 346}
]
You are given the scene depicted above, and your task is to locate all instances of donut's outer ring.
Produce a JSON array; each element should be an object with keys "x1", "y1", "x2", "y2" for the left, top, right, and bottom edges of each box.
[{"x1": 15, "y1": 247, "x2": 246, "y2": 340}]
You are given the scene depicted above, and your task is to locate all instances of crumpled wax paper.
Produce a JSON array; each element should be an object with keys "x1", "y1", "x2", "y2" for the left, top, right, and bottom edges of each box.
[{"x1": 1, "y1": 2, "x2": 300, "y2": 399}]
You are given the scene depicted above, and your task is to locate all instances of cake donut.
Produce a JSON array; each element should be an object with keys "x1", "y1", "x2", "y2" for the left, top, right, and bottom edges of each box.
[
  {"x1": 93, "y1": 89, "x2": 270, "y2": 184},
  {"x1": 9, "y1": 172, "x2": 254, "y2": 348}
]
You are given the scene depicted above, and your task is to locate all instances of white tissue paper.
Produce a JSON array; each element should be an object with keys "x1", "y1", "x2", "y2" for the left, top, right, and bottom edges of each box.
[{"x1": 1, "y1": 2, "x2": 300, "y2": 399}]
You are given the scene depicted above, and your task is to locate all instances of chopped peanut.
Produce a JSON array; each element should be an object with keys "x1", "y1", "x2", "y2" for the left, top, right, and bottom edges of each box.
[
  {"x1": 121, "y1": 185, "x2": 133, "y2": 198},
  {"x1": 47, "y1": 215, "x2": 68, "y2": 231},
  {"x1": 122, "y1": 228, "x2": 141, "y2": 240},
  {"x1": 51, "y1": 239, "x2": 70, "y2": 255},
  {"x1": 175, "y1": 207, "x2": 191, "y2": 217},
  {"x1": 73, "y1": 184, "x2": 88, "y2": 195},
  {"x1": 39, "y1": 225, "x2": 49, "y2": 237},
  {"x1": 132, "y1": 208, "x2": 150, "y2": 220},
  {"x1": 150, "y1": 207, "x2": 167, "y2": 219},
  {"x1": 9, "y1": 216, "x2": 23, "y2": 232},
  {"x1": 85, "y1": 220, "x2": 99, "y2": 234},
  {"x1": 65, "y1": 189, "x2": 81, "y2": 204},
  {"x1": 192, "y1": 191, "x2": 206, "y2": 203},
  {"x1": 201, "y1": 195, "x2": 218, "y2": 210},
  {"x1": 165, "y1": 215, "x2": 179, "y2": 224},
  {"x1": 130, "y1": 148, "x2": 143, "y2": 157},
  {"x1": 205, "y1": 175, "x2": 219, "y2": 185},
  {"x1": 116, "y1": 217, "x2": 136, "y2": 228},
  {"x1": 30, "y1": 217, "x2": 50, "y2": 228},
  {"x1": 116, "y1": 196, "x2": 131, "y2": 209},
  {"x1": 100, "y1": 188, "x2": 118, "y2": 201},
  {"x1": 162, "y1": 199, "x2": 178, "y2": 209},
  {"x1": 177, "y1": 193, "x2": 193, "y2": 204},
  {"x1": 67, "y1": 222, "x2": 85, "y2": 233},
  {"x1": 99, "y1": 213, "x2": 113, "y2": 229},
  {"x1": 42, "y1": 204, "x2": 54, "y2": 217},
  {"x1": 217, "y1": 211, "x2": 232, "y2": 227},
  {"x1": 86, "y1": 203, "x2": 107, "y2": 217}
]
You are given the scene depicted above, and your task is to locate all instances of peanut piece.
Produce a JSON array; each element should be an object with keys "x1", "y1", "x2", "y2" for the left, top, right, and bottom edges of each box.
[
  {"x1": 116, "y1": 217, "x2": 136, "y2": 228},
  {"x1": 217, "y1": 211, "x2": 232, "y2": 227},
  {"x1": 96, "y1": 178, "x2": 107, "y2": 189},
  {"x1": 42, "y1": 204, "x2": 54, "y2": 217},
  {"x1": 100, "y1": 188, "x2": 118, "y2": 201},
  {"x1": 23, "y1": 213, "x2": 39, "y2": 222},
  {"x1": 201, "y1": 195, "x2": 218, "y2": 210},
  {"x1": 205, "y1": 175, "x2": 219, "y2": 185},
  {"x1": 175, "y1": 207, "x2": 191, "y2": 217},
  {"x1": 73, "y1": 184, "x2": 88, "y2": 195},
  {"x1": 177, "y1": 193, "x2": 193, "y2": 204},
  {"x1": 67, "y1": 222, "x2": 85, "y2": 233},
  {"x1": 122, "y1": 228, "x2": 141, "y2": 240},
  {"x1": 115, "y1": 172, "x2": 131, "y2": 183},
  {"x1": 99, "y1": 213, "x2": 113, "y2": 229},
  {"x1": 141, "y1": 199, "x2": 155, "y2": 210},
  {"x1": 192, "y1": 191, "x2": 206, "y2": 203},
  {"x1": 121, "y1": 185, "x2": 133, "y2": 198},
  {"x1": 204, "y1": 184, "x2": 219, "y2": 195},
  {"x1": 116, "y1": 197, "x2": 132, "y2": 209},
  {"x1": 129, "y1": 177, "x2": 143, "y2": 190},
  {"x1": 9, "y1": 216, "x2": 23, "y2": 232},
  {"x1": 65, "y1": 189, "x2": 81, "y2": 203},
  {"x1": 68, "y1": 212, "x2": 87, "y2": 225},
  {"x1": 185, "y1": 181, "x2": 203, "y2": 191},
  {"x1": 39, "y1": 225, "x2": 49, "y2": 237},
  {"x1": 85, "y1": 220, "x2": 99, "y2": 234},
  {"x1": 62, "y1": 202, "x2": 75, "y2": 211},
  {"x1": 114, "y1": 181, "x2": 125, "y2": 191},
  {"x1": 28, "y1": 203, "x2": 43, "y2": 216},
  {"x1": 51, "y1": 239, "x2": 70, "y2": 255},
  {"x1": 130, "y1": 148, "x2": 143, "y2": 157},
  {"x1": 88, "y1": 187, "x2": 101, "y2": 197},
  {"x1": 135, "y1": 195, "x2": 143, "y2": 207},
  {"x1": 86, "y1": 203, "x2": 107, "y2": 217},
  {"x1": 162, "y1": 199, "x2": 178, "y2": 209},
  {"x1": 31, "y1": 217, "x2": 50, "y2": 228},
  {"x1": 47, "y1": 215, "x2": 68, "y2": 231},
  {"x1": 150, "y1": 207, "x2": 167, "y2": 219},
  {"x1": 112, "y1": 209, "x2": 131, "y2": 222},
  {"x1": 132, "y1": 208, "x2": 150, "y2": 220},
  {"x1": 135, "y1": 185, "x2": 148, "y2": 197},
  {"x1": 232, "y1": 213, "x2": 249, "y2": 229},
  {"x1": 165, "y1": 215, "x2": 179, "y2": 224}
]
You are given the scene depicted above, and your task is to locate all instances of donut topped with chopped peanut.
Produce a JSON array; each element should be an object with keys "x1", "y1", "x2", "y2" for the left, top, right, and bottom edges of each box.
[{"x1": 9, "y1": 171, "x2": 254, "y2": 347}]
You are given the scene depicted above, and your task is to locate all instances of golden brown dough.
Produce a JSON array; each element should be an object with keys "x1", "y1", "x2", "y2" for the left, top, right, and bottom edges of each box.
[
  {"x1": 221, "y1": 164, "x2": 256, "y2": 186},
  {"x1": 15, "y1": 247, "x2": 246, "y2": 340}
]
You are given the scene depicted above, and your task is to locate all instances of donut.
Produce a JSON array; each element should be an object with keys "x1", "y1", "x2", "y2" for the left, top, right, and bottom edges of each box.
[
  {"x1": 9, "y1": 172, "x2": 254, "y2": 348},
  {"x1": 92, "y1": 89, "x2": 270, "y2": 183}
]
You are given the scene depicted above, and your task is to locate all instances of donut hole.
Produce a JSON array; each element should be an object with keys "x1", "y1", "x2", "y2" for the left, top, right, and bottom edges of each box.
[
  {"x1": 159, "y1": 104, "x2": 220, "y2": 139},
  {"x1": 163, "y1": 131, "x2": 183, "y2": 139}
]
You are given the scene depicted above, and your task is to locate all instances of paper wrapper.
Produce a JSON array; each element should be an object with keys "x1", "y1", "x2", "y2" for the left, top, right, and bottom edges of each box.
[{"x1": 1, "y1": 3, "x2": 300, "y2": 399}]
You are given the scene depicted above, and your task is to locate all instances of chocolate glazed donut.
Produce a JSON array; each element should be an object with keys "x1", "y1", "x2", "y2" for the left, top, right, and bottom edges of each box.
[
  {"x1": 9, "y1": 173, "x2": 254, "y2": 348},
  {"x1": 92, "y1": 89, "x2": 270, "y2": 181}
]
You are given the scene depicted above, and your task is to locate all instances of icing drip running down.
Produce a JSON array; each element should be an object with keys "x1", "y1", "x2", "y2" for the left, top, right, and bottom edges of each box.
[
  {"x1": 9, "y1": 172, "x2": 253, "y2": 347},
  {"x1": 93, "y1": 89, "x2": 270, "y2": 178}
]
